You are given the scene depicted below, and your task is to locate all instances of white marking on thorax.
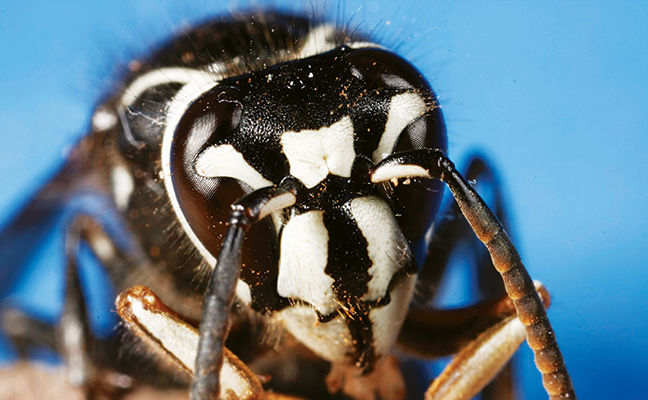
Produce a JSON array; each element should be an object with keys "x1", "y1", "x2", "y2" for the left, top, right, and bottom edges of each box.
[
  {"x1": 111, "y1": 164, "x2": 135, "y2": 211},
  {"x1": 372, "y1": 92, "x2": 427, "y2": 162},
  {"x1": 350, "y1": 196, "x2": 410, "y2": 301},
  {"x1": 281, "y1": 116, "x2": 356, "y2": 189},
  {"x1": 348, "y1": 41, "x2": 386, "y2": 50},
  {"x1": 369, "y1": 274, "x2": 417, "y2": 357},
  {"x1": 277, "y1": 210, "x2": 338, "y2": 315},
  {"x1": 88, "y1": 231, "x2": 116, "y2": 262},
  {"x1": 275, "y1": 306, "x2": 352, "y2": 363},
  {"x1": 195, "y1": 144, "x2": 273, "y2": 190},
  {"x1": 298, "y1": 24, "x2": 338, "y2": 59},
  {"x1": 121, "y1": 67, "x2": 216, "y2": 107},
  {"x1": 92, "y1": 106, "x2": 118, "y2": 131},
  {"x1": 299, "y1": 25, "x2": 384, "y2": 59}
]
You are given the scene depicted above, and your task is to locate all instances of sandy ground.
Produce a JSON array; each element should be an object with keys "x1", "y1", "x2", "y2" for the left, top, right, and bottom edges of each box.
[{"x1": 0, "y1": 362, "x2": 188, "y2": 400}]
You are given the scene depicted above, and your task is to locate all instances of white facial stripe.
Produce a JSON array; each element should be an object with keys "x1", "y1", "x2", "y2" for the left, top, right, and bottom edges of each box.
[
  {"x1": 275, "y1": 306, "x2": 351, "y2": 363},
  {"x1": 195, "y1": 144, "x2": 273, "y2": 190},
  {"x1": 371, "y1": 164, "x2": 431, "y2": 183},
  {"x1": 372, "y1": 92, "x2": 427, "y2": 162},
  {"x1": 369, "y1": 274, "x2": 417, "y2": 357},
  {"x1": 277, "y1": 211, "x2": 338, "y2": 315},
  {"x1": 281, "y1": 116, "x2": 356, "y2": 189},
  {"x1": 350, "y1": 197, "x2": 410, "y2": 302},
  {"x1": 298, "y1": 24, "x2": 338, "y2": 59}
]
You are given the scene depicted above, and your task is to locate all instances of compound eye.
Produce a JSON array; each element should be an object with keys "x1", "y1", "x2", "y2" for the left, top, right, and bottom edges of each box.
[
  {"x1": 171, "y1": 86, "x2": 243, "y2": 196},
  {"x1": 347, "y1": 47, "x2": 431, "y2": 93},
  {"x1": 168, "y1": 86, "x2": 246, "y2": 257}
]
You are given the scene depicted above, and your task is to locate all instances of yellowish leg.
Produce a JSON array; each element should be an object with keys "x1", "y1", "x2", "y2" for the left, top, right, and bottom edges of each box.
[
  {"x1": 425, "y1": 316, "x2": 524, "y2": 400},
  {"x1": 117, "y1": 286, "x2": 265, "y2": 400},
  {"x1": 425, "y1": 282, "x2": 551, "y2": 400}
]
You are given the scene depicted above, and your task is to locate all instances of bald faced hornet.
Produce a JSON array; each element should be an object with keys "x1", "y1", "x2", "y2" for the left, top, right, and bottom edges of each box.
[{"x1": 0, "y1": 11, "x2": 576, "y2": 400}]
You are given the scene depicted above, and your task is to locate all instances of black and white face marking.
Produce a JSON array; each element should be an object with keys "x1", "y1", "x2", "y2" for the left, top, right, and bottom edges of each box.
[{"x1": 118, "y1": 16, "x2": 447, "y2": 370}]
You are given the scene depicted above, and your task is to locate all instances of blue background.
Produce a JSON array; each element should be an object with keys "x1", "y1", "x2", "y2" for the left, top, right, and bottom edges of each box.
[{"x1": 1, "y1": 1, "x2": 647, "y2": 399}]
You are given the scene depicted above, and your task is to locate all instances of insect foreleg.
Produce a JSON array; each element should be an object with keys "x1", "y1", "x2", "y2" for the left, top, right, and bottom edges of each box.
[
  {"x1": 1, "y1": 308, "x2": 57, "y2": 359},
  {"x1": 193, "y1": 185, "x2": 297, "y2": 400},
  {"x1": 424, "y1": 282, "x2": 551, "y2": 400},
  {"x1": 427, "y1": 315, "x2": 525, "y2": 400},
  {"x1": 398, "y1": 290, "x2": 517, "y2": 358},
  {"x1": 60, "y1": 216, "x2": 96, "y2": 389},
  {"x1": 117, "y1": 286, "x2": 265, "y2": 400},
  {"x1": 372, "y1": 149, "x2": 576, "y2": 400}
]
